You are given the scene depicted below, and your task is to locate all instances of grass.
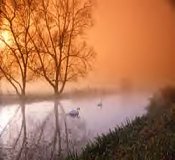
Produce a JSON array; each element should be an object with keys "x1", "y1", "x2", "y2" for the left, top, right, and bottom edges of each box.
[{"x1": 66, "y1": 86, "x2": 175, "y2": 160}]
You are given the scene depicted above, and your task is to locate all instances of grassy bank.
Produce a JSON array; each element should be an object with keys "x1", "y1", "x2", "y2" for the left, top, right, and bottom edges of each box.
[{"x1": 67, "y1": 87, "x2": 175, "y2": 160}]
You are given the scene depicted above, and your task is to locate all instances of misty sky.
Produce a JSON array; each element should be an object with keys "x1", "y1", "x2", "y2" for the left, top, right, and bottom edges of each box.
[
  {"x1": 85, "y1": 0, "x2": 175, "y2": 88},
  {"x1": 3, "y1": 0, "x2": 175, "y2": 93}
]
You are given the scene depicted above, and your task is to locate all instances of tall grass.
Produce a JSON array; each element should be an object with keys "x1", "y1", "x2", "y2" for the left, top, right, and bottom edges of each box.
[{"x1": 66, "y1": 87, "x2": 175, "y2": 160}]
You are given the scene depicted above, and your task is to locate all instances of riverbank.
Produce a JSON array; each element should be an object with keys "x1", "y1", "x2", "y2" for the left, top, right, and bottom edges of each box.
[
  {"x1": 66, "y1": 87, "x2": 175, "y2": 160},
  {"x1": 0, "y1": 88, "x2": 118, "y2": 106}
]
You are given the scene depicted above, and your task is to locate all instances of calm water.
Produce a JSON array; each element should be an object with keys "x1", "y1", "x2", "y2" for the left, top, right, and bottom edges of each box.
[{"x1": 0, "y1": 91, "x2": 152, "y2": 158}]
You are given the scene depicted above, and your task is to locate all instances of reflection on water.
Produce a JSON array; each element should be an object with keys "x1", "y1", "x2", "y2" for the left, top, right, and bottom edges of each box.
[{"x1": 0, "y1": 92, "x2": 151, "y2": 159}]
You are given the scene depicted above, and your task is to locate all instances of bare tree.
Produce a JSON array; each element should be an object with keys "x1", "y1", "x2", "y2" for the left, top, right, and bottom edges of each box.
[
  {"x1": 30, "y1": 0, "x2": 96, "y2": 96},
  {"x1": 168, "y1": 0, "x2": 175, "y2": 8},
  {"x1": 0, "y1": 0, "x2": 96, "y2": 159},
  {"x1": 28, "y1": 2, "x2": 96, "y2": 157},
  {"x1": 0, "y1": 1, "x2": 37, "y2": 159},
  {"x1": 0, "y1": 0, "x2": 4, "y2": 26},
  {"x1": 0, "y1": 0, "x2": 36, "y2": 97}
]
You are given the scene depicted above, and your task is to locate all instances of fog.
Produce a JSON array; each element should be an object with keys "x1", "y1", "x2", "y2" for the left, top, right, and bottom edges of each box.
[
  {"x1": 1, "y1": 0, "x2": 174, "y2": 94},
  {"x1": 1, "y1": 0, "x2": 175, "y2": 159},
  {"x1": 86, "y1": 0, "x2": 175, "y2": 89},
  {"x1": 0, "y1": 92, "x2": 151, "y2": 158}
]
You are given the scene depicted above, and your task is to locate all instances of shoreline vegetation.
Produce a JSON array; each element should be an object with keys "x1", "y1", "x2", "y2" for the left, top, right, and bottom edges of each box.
[
  {"x1": 0, "y1": 86, "x2": 175, "y2": 160},
  {"x1": 66, "y1": 87, "x2": 175, "y2": 160}
]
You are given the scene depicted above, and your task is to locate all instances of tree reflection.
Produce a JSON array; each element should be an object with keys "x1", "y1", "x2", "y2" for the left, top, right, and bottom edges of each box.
[{"x1": 0, "y1": 100, "x2": 89, "y2": 160}]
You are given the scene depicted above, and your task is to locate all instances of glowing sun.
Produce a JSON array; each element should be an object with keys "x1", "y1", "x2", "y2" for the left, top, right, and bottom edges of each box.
[{"x1": 0, "y1": 30, "x2": 12, "y2": 49}]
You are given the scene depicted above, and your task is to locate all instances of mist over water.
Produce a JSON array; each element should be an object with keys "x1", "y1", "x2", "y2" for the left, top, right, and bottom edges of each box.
[
  {"x1": 0, "y1": 0, "x2": 174, "y2": 159},
  {"x1": 0, "y1": 90, "x2": 151, "y2": 158}
]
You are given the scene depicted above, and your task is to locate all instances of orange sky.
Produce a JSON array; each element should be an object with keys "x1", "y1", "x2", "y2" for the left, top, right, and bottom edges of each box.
[
  {"x1": 85, "y1": 0, "x2": 175, "y2": 88},
  {"x1": 2, "y1": 0, "x2": 175, "y2": 93}
]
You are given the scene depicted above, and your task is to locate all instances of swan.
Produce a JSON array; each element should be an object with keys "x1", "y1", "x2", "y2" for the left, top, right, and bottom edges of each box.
[
  {"x1": 97, "y1": 99, "x2": 103, "y2": 107},
  {"x1": 68, "y1": 107, "x2": 80, "y2": 118}
]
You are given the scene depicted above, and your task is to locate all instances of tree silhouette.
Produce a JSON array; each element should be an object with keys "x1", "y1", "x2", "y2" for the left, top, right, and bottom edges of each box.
[
  {"x1": 0, "y1": 1, "x2": 38, "y2": 159},
  {"x1": 0, "y1": 1, "x2": 96, "y2": 159},
  {"x1": 168, "y1": 0, "x2": 175, "y2": 9},
  {"x1": 30, "y1": 0, "x2": 96, "y2": 95},
  {"x1": 0, "y1": 0, "x2": 36, "y2": 97}
]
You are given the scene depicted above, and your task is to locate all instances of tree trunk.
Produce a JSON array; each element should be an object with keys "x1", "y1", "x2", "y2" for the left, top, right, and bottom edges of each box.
[{"x1": 54, "y1": 100, "x2": 62, "y2": 157}]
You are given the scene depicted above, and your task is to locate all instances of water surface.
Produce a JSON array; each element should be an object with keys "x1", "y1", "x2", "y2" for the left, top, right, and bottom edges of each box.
[{"x1": 0, "y1": 91, "x2": 152, "y2": 158}]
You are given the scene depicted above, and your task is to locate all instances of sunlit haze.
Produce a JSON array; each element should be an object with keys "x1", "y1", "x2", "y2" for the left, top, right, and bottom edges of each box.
[
  {"x1": 0, "y1": 0, "x2": 175, "y2": 159},
  {"x1": 0, "y1": 30, "x2": 11, "y2": 49},
  {"x1": 86, "y1": 0, "x2": 175, "y2": 89}
]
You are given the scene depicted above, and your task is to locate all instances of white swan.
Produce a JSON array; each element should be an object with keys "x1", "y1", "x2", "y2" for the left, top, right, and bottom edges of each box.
[{"x1": 68, "y1": 108, "x2": 80, "y2": 118}]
